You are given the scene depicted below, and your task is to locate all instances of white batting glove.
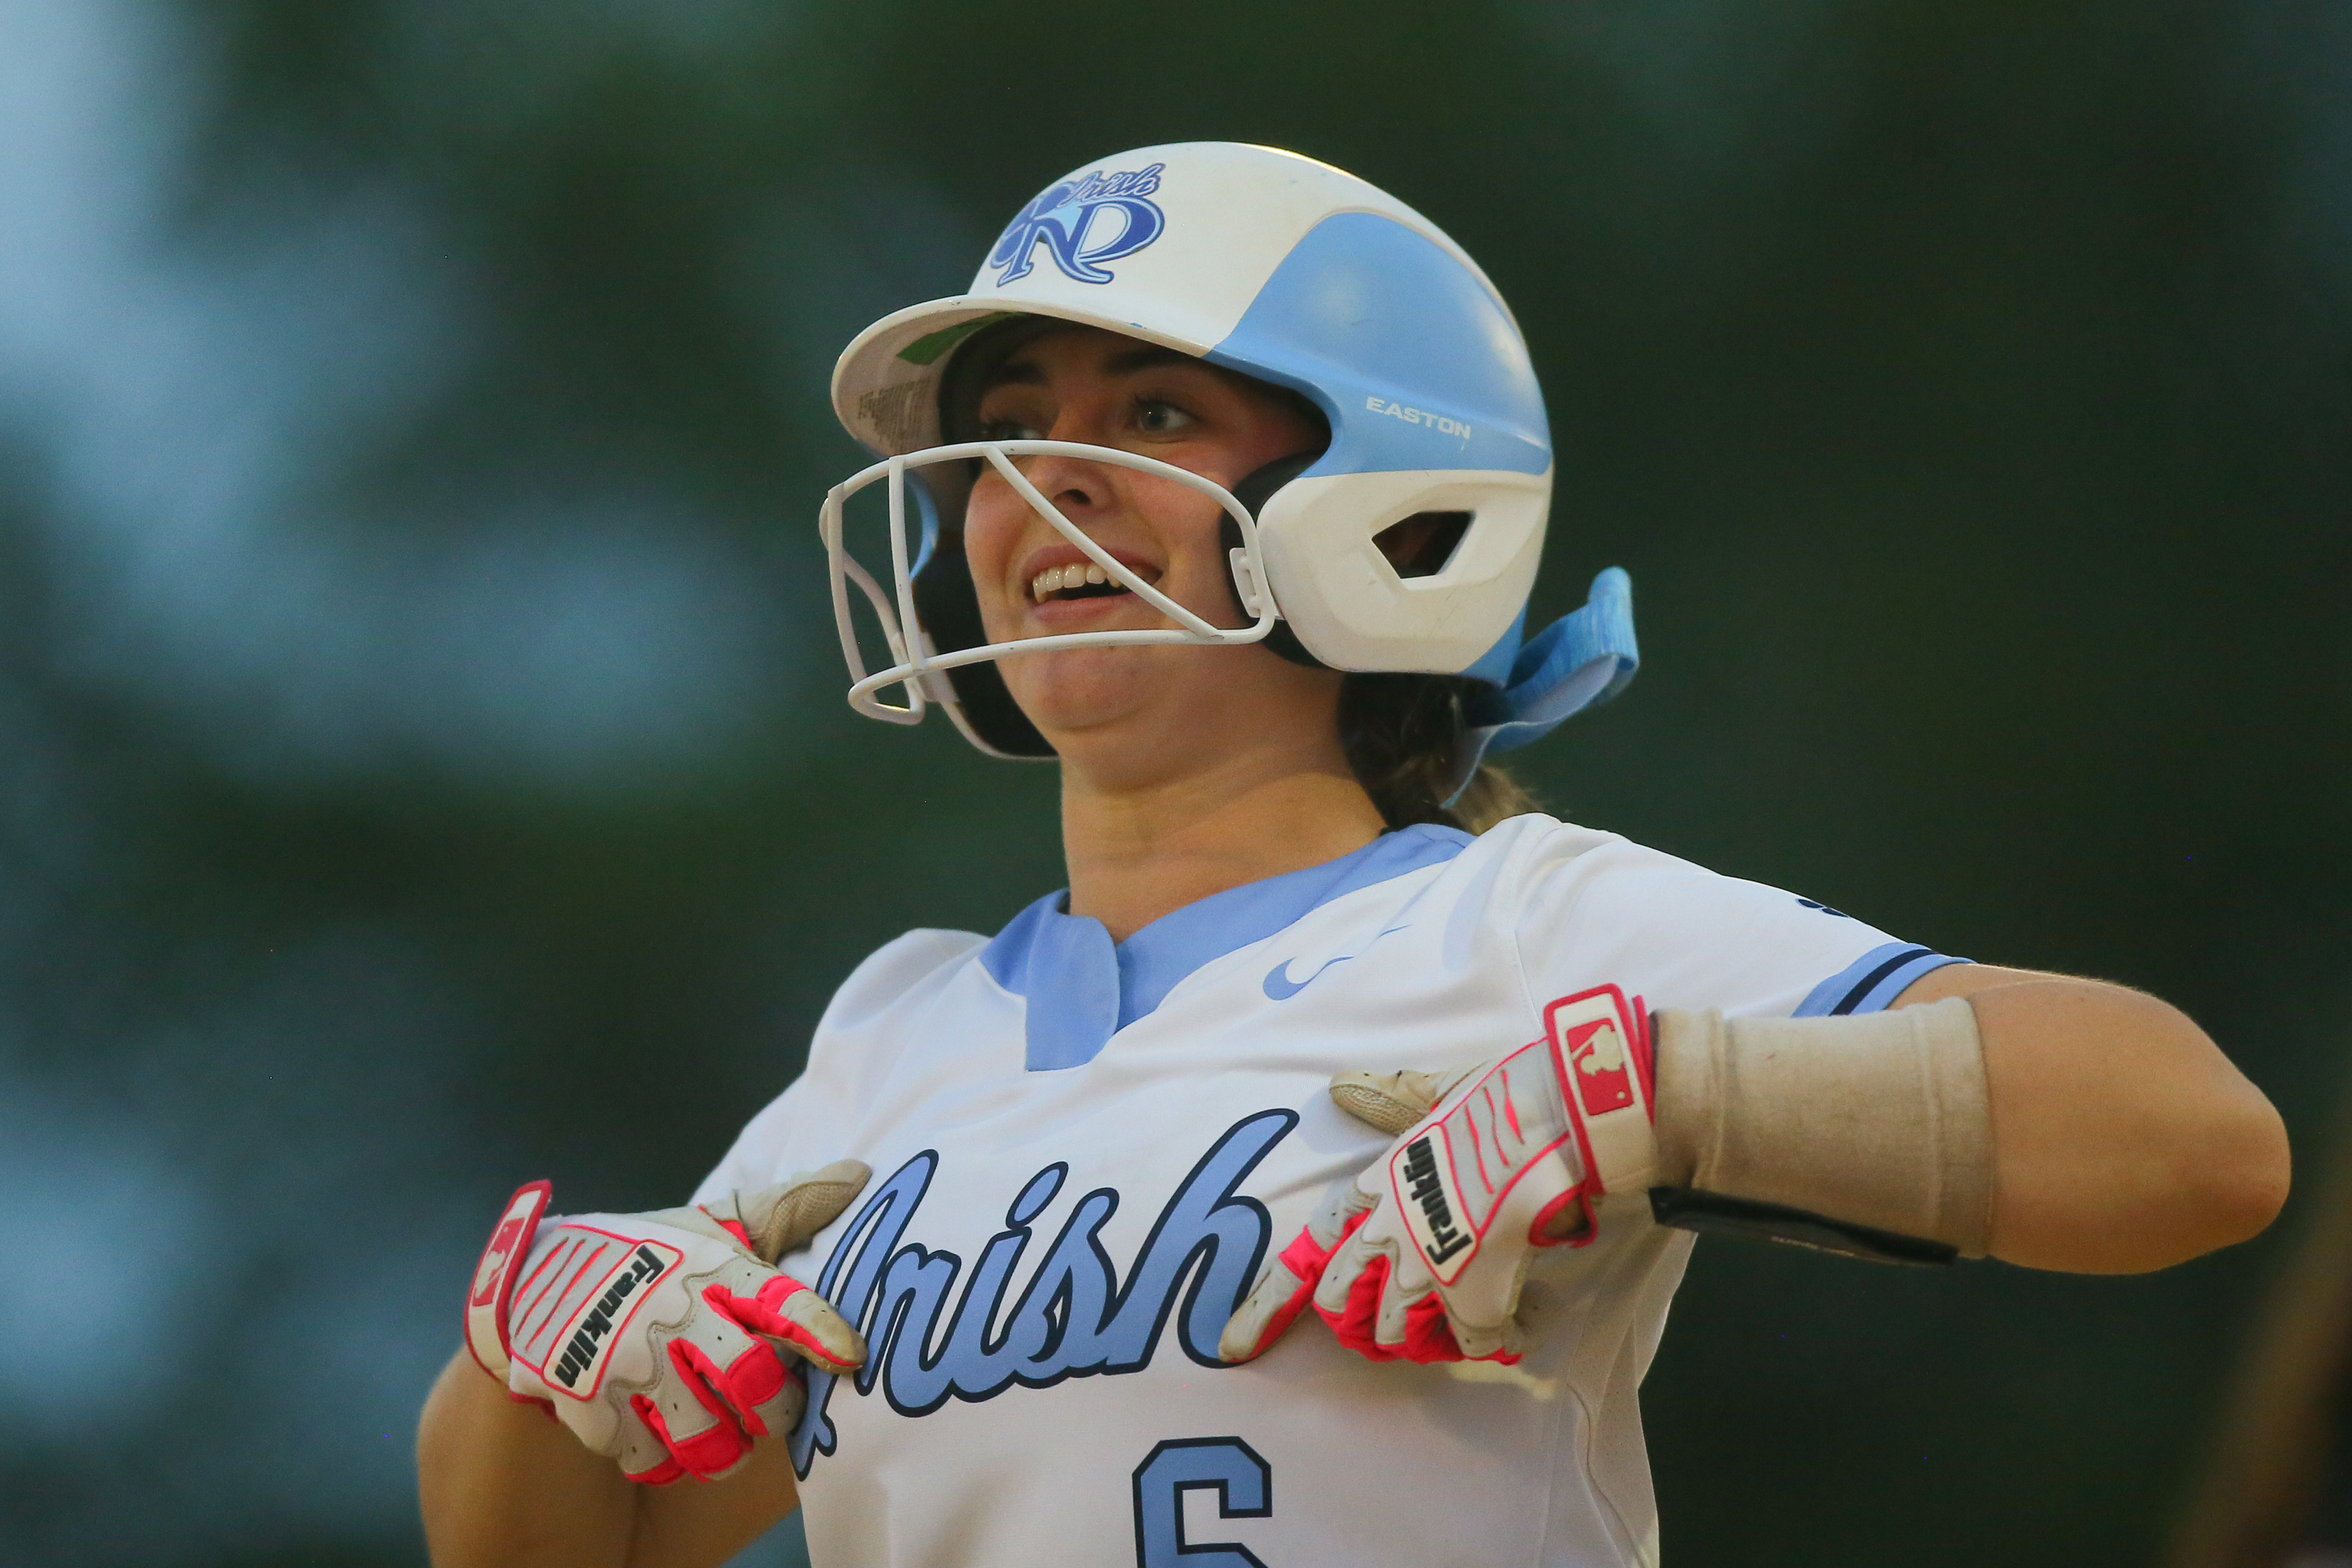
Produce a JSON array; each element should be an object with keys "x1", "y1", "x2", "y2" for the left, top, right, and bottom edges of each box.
[
  {"x1": 463, "y1": 1164, "x2": 870, "y2": 1484},
  {"x1": 1222, "y1": 984, "x2": 1658, "y2": 1365}
]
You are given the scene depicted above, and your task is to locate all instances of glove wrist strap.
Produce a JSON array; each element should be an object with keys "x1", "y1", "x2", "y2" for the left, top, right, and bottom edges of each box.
[{"x1": 465, "y1": 1180, "x2": 554, "y2": 1381}]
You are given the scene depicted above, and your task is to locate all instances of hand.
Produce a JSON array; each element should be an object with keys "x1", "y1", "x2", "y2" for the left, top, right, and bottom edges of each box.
[
  {"x1": 463, "y1": 1164, "x2": 870, "y2": 1484},
  {"x1": 1222, "y1": 984, "x2": 1657, "y2": 1365}
]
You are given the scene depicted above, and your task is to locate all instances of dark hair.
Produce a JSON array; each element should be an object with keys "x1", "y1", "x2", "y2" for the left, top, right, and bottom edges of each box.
[{"x1": 1340, "y1": 674, "x2": 1535, "y2": 835}]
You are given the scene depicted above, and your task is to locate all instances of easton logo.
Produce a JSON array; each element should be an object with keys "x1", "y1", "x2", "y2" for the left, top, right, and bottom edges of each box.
[
  {"x1": 552, "y1": 1243, "x2": 674, "y2": 1392},
  {"x1": 1365, "y1": 396, "x2": 1473, "y2": 441},
  {"x1": 1396, "y1": 1132, "x2": 1476, "y2": 1273},
  {"x1": 989, "y1": 163, "x2": 1167, "y2": 285}
]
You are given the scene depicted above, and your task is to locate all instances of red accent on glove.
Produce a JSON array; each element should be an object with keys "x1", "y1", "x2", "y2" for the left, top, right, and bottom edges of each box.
[
  {"x1": 1527, "y1": 1186, "x2": 1596, "y2": 1249},
  {"x1": 1244, "y1": 1219, "x2": 1348, "y2": 1361},
  {"x1": 632, "y1": 1342, "x2": 758, "y2": 1482},
  {"x1": 624, "y1": 1395, "x2": 692, "y2": 1487},
  {"x1": 705, "y1": 1275, "x2": 849, "y2": 1372},
  {"x1": 1630, "y1": 997, "x2": 1655, "y2": 1103},
  {"x1": 1312, "y1": 1212, "x2": 1521, "y2": 1366},
  {"x1": 1325, "y1": 1247, "x2": 1395, "y2": 1360},
  {"x1": 1402, "y1": 1294, "x2": 1467, "y2": 1363}
]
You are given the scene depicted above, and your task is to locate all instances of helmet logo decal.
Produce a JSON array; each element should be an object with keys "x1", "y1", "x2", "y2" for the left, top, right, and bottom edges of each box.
[
  {"x1": 989, "y1": 163, "x2": 1167, "y2": 286},
  {"x1": 1365, "y1": 396, "x2": 1474, "y2": 441}
]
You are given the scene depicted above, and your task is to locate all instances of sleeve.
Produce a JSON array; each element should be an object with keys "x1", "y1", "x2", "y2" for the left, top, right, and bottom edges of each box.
[
  {"x1": 690, "y1": 926, "x2": 987, "y2": 1204},
  {"x1": 1502, "y1": 823, "x2": 1969, "y2": 1022}
]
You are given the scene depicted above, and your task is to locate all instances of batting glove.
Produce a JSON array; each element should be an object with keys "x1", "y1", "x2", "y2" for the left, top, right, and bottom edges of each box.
[
  {"x1": 1222, "y1": 984, "x2": 1657, "y2": 1365},
  {"x1": 463, "y1": 1164, "x2": 870, "y2": 1484}
]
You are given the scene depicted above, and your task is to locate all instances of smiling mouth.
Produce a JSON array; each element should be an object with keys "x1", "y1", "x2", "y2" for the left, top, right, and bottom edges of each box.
[{"x1": 1029, "y1": 562, "x2": 1149, "y2": 604}]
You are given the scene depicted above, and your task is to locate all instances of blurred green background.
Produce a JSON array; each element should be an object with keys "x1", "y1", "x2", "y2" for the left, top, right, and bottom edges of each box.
[{"x1": 0, "y1": 0, "x2": 2345, "y2": 1564}]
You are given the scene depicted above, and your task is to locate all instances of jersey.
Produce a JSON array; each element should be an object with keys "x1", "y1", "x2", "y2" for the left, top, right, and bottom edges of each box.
[{"x1": 695, "y1": 813, "x2": 1964, "y2": 1568}]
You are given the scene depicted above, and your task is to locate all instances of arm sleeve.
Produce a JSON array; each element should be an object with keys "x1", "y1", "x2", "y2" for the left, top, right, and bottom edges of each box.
[{"x1": 1503, "y1": 825, "x2": 1968, "y2": 1021}]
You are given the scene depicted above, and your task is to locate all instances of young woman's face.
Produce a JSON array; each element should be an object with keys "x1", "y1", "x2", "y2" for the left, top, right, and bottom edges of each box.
[{"x1": 960, "y1": 326, "x2": 1329, "y2": 745}]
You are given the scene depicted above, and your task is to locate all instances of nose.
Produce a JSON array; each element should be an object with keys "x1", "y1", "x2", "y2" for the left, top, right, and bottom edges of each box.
[{"x1": 1009, "y1": 410, "x2": 1115, "y2": 514}]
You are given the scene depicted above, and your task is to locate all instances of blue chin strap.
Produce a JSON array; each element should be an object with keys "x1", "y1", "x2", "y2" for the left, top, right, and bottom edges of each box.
[{"x1": 1444, "y1": 566, "x2": 1639, "y2": 806}]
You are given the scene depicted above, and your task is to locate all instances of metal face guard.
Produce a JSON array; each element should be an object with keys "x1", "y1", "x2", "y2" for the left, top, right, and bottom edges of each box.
[{"x1": 819, "y1": 440, "x2": 1280, "y2": 755}]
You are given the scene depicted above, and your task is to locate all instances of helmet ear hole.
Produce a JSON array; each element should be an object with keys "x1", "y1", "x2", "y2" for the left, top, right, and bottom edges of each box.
[{"x1": 1373, "y1": 511, "x2": 1473, "y2": 579}]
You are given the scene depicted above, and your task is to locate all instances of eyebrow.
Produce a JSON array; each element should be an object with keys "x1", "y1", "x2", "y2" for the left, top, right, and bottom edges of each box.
[
  {"x1": 978, "y1": 343, "x2": 1200, "y2": 392},
  {"x1": 1105, "y1": 345, "x2": 1196, "y2": 375}
]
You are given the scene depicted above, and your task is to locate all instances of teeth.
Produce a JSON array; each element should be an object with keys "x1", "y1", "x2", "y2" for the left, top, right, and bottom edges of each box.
[{"x1": 1030, "y1": 560, "x2": 1126, "y2": 601}]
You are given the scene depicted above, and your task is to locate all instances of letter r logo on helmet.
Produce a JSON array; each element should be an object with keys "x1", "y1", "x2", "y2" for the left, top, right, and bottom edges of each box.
[{"x1": 989, "y1": 162, "x2": 1169, "y2": 285}]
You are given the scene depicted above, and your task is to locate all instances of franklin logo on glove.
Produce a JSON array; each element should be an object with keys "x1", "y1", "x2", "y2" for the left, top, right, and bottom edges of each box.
[
  {"x1": 1397, "y1": 1135, "x2": 1473, "y2": 1270},
  {"x1": 538, "y1": 1238, "x2": 682, "y2": 1395}
]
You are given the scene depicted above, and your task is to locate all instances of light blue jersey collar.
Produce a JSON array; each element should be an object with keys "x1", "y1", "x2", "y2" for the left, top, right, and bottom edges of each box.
[{"x1": 980, "y1": 824, "x2": 1474, "y2": 1072}]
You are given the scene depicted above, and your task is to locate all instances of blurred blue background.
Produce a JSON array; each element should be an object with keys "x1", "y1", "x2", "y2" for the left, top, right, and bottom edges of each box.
[{"x1": 0, "y1": 1, "x2": 2346, "y2": 1563}]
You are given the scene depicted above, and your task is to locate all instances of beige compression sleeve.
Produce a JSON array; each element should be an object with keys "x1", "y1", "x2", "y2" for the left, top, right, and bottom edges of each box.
[{"x1": 1651, "y1": 996, "x2": 1996, "y2": 1260}]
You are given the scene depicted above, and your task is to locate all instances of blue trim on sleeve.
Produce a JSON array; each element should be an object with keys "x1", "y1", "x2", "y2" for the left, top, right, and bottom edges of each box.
[
  {"x1": 1792, "y1": 942, "x2": 1972, "y2": 1018},
  {"x1": 980, "y1": 824, "x2": 1474, "y2": 1071}
]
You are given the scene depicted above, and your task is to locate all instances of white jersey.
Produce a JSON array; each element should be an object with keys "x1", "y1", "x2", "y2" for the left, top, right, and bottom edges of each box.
[{"x1": 697, "y1": 814, "x2": 1962, "y2": 1568}]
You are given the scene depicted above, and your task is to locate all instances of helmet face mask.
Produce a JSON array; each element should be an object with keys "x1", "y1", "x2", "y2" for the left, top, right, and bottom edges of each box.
[
  {"x1": 821, "y1": 437, "x2": 1281, "y2": 754},
  {"x1": 821, "y1": 142, "x2": 1638, "y2": 776}
]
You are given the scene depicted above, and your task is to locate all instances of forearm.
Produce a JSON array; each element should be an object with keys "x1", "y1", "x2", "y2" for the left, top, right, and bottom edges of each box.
[
  {"x1": 1902, "y1": 968, "x2": 2292, "y2": 1273},
  {"x1": 419, "y1": 1350, "x2": 640, "y2": 1568},
  {"x1": 418, "y1": 1351, "x2": 807, "y2": 1568},
  {"x1": 1642, "y1": 965, "x2": 2288, "y2": 1275}
]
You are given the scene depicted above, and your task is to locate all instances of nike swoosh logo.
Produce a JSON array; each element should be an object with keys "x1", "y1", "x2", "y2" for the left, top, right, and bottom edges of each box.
[
  {"x1": 1261, "y1": 921, "x2": 1413, "y2": 1002},
  {"x1": 1263, "y1": 953, "x2": 1353, "y2": 1002}
]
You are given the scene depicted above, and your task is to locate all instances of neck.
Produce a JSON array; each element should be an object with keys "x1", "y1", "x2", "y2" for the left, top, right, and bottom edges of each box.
[{"x1": 1059, "y1": 734, "x2": 1387, "y2": 942}]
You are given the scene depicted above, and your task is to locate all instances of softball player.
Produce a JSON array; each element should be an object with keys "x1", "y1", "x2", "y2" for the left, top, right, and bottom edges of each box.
[{"x1": 418, "y1": 144, "x2": 2288, "y2": 1568}]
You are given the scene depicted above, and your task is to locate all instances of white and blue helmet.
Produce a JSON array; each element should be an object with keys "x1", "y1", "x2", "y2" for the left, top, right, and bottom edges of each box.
[{"x1": 822, "y1": 141, "x2": 1636, "y2": 783}]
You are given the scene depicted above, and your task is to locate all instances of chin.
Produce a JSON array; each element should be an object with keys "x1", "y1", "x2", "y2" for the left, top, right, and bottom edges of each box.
[
  {"x1": 1003, "y1": 660, "x2": 1153, "y2": 736},
  {"x1": 1001, "y1": 642, "x2": 1218, "y2": 740}
]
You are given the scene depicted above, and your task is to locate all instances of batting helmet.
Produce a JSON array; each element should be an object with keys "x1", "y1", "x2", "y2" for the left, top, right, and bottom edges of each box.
[{"x1": 821, "y1": 142, "x2": 1636, "y2": 785}]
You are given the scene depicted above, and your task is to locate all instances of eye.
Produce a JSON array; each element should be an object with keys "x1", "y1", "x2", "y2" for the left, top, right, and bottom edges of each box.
[
  {"x1": 979, "y1": 416, "x2": 1046, "y2": 442},
  {"x1": 1133, "y1": 398, "x2": 1197, "y2": 436}
]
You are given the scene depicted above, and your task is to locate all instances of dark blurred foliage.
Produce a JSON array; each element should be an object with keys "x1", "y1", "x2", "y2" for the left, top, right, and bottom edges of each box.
[{"x1": 0, "y1": 0, "x2": 2345, "y2": 1564}]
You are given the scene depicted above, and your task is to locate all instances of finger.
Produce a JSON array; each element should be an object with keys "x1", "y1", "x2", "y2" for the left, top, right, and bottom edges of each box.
[
  {"x1": 1400, "y1": 1294, "x2": 1463, "y2": 1363},
  {"x1": 1311, "y1": 1220, "x2": 1379, "y2": 1318},
  {"x1": 1369, "y1": 1254, "x2": 1423, "y2": 1355},
  {"x1": 629, "y1": 1351, "x2": 748, "y2": 1484},
  {"x1": 1218, "y1": 1254, "x2": 1315, "y2": 1363},
  {"x1": 1303, "y1": 1181, "x2": 1379, "y2": 1251},
  {"x1": 1328, "y1": 1067, "x2": 1474, "y2": 1136},
  {"x1": 1223, "y1": 1182, "x2": 1389, "y2": 1363},
  {"x1": 1317, "y1": 1249, "x2": 1400, "y2": 1360},
  {"x1": 674, "y1": 1311, "x2": 796, "y2": 1439},
  {"x1": 734, "y1": 1162, "x2": 873, "y2": 1263},
  {"x1": 618, "y1": 1412, "x2": 687, "y2": 1487},
  {"x1": 756, "y1": 1371, "x2": 809, "y2": 1442},
  {"x1": 1457, "y1": 1321, "x2": 1519, "y2": 1364},
  {"x1": 709, "y1": 1275, "x2": 867, "y2": 1374}
]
